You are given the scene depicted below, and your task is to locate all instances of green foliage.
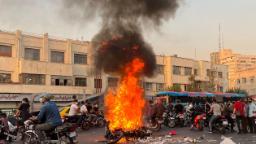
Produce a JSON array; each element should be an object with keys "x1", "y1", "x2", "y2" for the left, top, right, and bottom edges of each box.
[{"x1": 167, "y1": 84, "x2": 182, "y2": 92}]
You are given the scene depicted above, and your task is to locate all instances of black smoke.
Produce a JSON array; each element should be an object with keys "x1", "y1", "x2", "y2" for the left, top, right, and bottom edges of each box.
[{"x1": 61, "y1": 0, "x2": 180, "y2": 76}]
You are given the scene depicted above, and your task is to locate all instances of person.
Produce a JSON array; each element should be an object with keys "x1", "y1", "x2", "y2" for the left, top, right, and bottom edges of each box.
[
  {"x1": 35, "y1": 96, "x2": 62, "y2": 132},
  {"x1": 16, "y1": 98, "x2": 31, "y2": 123},
  {"x1": 166, "y1": 100, "x2": 173, "y2": 113},
  {"x1": 174, "y1": 100, "x2": 184, "y2": 114},
  {"x1": 86, "y1": 102, "x2": 93, "y2": 114},
  {"x1": 80, "y1": 101, "x2": 88, "y2": 115},
  {"x1": 247, "y1": 99, "x2": 256, "y2": 133},
  {"x1": 92, "y1": 103, "x2": 99, "y2": 115},
  {"x1": 233, "y1": 99, "x2": 246, "y2": 134},
  {"x1": 68, "y1": 99, "x2": 80, "y2": 116},
  {"x1": 223, "y1": 101, "x2": 234, "y2": 132},
  {"x1": 208, "y1": 99, "x2": 222, "y2": 133}
]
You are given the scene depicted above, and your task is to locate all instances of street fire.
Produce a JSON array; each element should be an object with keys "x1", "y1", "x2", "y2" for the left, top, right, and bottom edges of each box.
[{"x1": 105, "y1": 58, "x2": 145, "y2": 132}]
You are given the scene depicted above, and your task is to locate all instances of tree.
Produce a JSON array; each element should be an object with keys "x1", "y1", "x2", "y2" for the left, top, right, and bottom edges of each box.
[
  {"x1": 226, "y1": 88, "x2": 248, "y2": 97},
  {"x1": 187, "y1": 75, "x2": 201, "y2": 92},
  {"x1": 167, "y1": 84, "x2": 182, "y2": 92}
]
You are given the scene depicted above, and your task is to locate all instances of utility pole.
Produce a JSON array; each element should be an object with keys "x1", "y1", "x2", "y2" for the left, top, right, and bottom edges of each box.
[{"x1": 219, "y1": 24, "x2": 222, "y2": 51}]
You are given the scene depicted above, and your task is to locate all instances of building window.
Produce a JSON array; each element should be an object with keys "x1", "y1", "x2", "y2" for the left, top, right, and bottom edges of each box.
[
  {"x1": 94, "y1": 78, "x2": 102, "y2": 88},
  {"x1": 237, "y1": 79, "x2": 240, "y2": 84},
  {"x1": 156, "y1": 65, "x2": 164, "y2": 74},
  {"x1": 173, "y1": 66, "x2": 181, "y2": 75},
  {"x1": 144, "y1": 82, "x2": 153, "y2": 91},
  {"x1": 74, "y1": 53, "x2": 87, "y2": 64},
  {"x1": 51, "y1": 75, "x2": 72, "y2": 86},
  {"x1": 108, "y1": 77, "x2": 118, "y2": 87},
  {"x1": 250, "y1": 76, "x2": 254, "y2": 83},
  {"x1": 0, "y1": 73, "x2": 11, "y2": 83},
  {"x1": 24, "y1": 48, "x2": 40, "y2": 61},
  {"x1": 20, "y1": 73, "x2": 45, "y2": 85},
  {"x1": 242, "y1": 78, "x2": 246, "y2": 83},
  {"x1": 207, "y1": 69, "x2": 211, "y2": 77},
  {"x1": 184, "y1": 67, "x2": 192, "y2": 76},
  {"x1": 75, "y1": 77, "x2": 87, "y2": 87},
  {"x1": 156, "y1": 83, "x2": 164, "y2": 91},
  {"x1": 0, "y1": 45, "x2": 12, "y2": 57},
  {"x1": 194, "y1": 69, "x2": 198, "y2": 76},
  {"x1": 51, "y1": 51, "x2": 64, "y2": 63},
  {"x1": 211, "y1": 71, "x2": 217, "y2": 77},
  {"x1": 218, "y1": 72, "x2": 223, "y2": 78}
]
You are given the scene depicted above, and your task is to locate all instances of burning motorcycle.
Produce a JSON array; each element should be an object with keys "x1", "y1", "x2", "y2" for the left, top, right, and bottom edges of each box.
[{"x1": 23, "y1": 119, "x2": 78, "y2": 144}]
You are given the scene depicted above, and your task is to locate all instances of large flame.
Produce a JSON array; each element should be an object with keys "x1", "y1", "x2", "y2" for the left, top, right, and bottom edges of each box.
[{"x1": 105, "y1": 58, "x2": 145, "y2": 131}]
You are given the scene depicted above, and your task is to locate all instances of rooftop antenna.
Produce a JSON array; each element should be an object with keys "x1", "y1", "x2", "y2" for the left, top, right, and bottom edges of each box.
[{"x1": 219, "y1": 24, "x2": 222, "y2": 51}]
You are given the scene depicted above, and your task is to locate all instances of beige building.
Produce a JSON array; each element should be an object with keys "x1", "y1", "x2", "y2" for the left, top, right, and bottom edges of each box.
[
  {"x1": 0, "y1": 30, "x2": 228, "y2": 109},
  {"x1": 211, "y1": 49, "x2": 256, "y2": 88},
  {"x1": 235, "y1": 67, "x2": 256, "y2": 95}
]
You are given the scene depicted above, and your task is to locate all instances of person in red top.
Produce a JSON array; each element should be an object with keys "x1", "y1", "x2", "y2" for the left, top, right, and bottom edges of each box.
[{"x1": 233, "y1": 99, "x2": 247, "y2": 134}]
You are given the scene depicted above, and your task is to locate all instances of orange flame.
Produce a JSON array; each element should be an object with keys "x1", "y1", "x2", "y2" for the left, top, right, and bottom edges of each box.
[{"x1": 105, "y1": 58, "x2": 145, "y2": 132}]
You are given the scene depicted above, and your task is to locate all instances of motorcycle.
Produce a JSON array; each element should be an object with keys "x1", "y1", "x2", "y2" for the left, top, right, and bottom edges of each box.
[
  {"x1": 212, "y1": 115, "x2": 229, "y2": 134},
  {"x1": 162, "y1": 111, "x2": 175, "y2": 128},
  {"x1": 168, "y1": 112, "x2": 185, "y2": 128},
  {"x1": 146, "y1": 117, "x2": 164, "y2": 132},
  {"x1": 190, "y1": 113, "x2": 206, "y2": 131},
  {"x1": 23, "y1": 119, "x2": 78, "y2": 144}
]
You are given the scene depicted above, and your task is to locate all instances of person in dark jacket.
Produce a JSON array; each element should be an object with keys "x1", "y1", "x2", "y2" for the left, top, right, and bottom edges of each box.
[{"x1": 16, "y1": 98, "x2": 31, "y2": 122}]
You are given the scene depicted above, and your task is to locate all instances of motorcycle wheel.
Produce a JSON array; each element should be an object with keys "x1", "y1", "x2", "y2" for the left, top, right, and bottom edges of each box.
[
  {"x1": 97, "y1": 118, "x2": 105, "y2": 128},
  {"x1": 23, "y1": 131, "x2": 41, "y2": 144},
  {"x1": 168, "y1": 119, "x2": 175, "y2": 128},
  {"x1": 81, "y1": 122, "x2": 90, "y2": 130}
]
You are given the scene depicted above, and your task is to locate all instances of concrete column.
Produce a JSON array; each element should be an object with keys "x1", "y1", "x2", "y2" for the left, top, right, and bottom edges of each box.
[
  {"x1": 12, "y1": 30, "x2": 23, "y2": 83},
  {"x1": 42, "y1": 33, "x2": 49, "y2": 62},
  {"x1": 65, "y1": 39, "x2": 72, "y2": 64},
  {"x1": 45, "y1": 74, "x2": 51, "y2": 86}
]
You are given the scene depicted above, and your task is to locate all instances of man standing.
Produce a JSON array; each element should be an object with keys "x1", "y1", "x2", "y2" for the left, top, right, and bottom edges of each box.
[
  {"x1": 233, "y1": 99, "x2": 246, "y2": 134},
  {"x1": 248, "y1": 99, "x2": 256, "y2": 133},
  {"x1": 208, "y1": 99, "x2": 222, "y2": 133}
]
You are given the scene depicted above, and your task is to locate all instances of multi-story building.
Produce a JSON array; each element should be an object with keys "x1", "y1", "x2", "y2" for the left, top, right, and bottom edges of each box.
[
  {"x1": 211, "y1": 49, "x2": 256, "y2": 88},
  {"x1": 162, "y1": 55, "x2": 228, "y2": 92},
  {"x1": 0, "y1": 30, "x2": 228, "y2": 109},
  {"x1": 235, "y1": 67, "x2": 256, "y2": 95}
]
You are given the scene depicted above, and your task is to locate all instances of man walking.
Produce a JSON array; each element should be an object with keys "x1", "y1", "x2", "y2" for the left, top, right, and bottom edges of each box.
[{"x1": 233, "y1": 99, "x2": 246, "y2": 134}]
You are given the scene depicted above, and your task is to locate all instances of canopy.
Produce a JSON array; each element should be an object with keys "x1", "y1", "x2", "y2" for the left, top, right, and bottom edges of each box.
[{"x1": 157, "y1": 91, "x2": 188, "y2": 97}]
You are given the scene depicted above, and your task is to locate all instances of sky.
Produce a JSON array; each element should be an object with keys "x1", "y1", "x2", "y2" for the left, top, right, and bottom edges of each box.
[{"x1": 0, "y1": 0, "x2": 256, "y2": 60}]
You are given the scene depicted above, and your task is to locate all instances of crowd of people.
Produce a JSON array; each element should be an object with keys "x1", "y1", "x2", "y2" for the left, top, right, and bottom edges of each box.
[{"x1": 145, "y1": 97, "x2": 256, "y2": 134}]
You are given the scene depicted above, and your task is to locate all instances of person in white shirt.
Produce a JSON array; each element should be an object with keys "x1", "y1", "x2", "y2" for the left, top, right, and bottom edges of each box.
[
  {"x1": 80, "y1": 101, "x2": 88, "y2": 115},
  {"x1": 69, "y1": 99, "x2": 79, "y2": 116},
  {"x1": 248, "y1": 99, "x2": 256, "y2": 133}
]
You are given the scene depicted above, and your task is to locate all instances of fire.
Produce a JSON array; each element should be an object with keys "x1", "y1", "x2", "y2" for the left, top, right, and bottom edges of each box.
[{"x1": 105, "y1": 58, "x2": 145, "y2": 132}]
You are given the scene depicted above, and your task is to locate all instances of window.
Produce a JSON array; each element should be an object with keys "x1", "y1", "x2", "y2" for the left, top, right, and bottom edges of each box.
[
  {"x1": 218, "y1": 72, "x2": 223, "y2": 78},
  {"x1": 144, "y1": 82, "x2": 153, "y2": 91},
  {"x1": 75, "y1": 77, "x2": 87, "y2": 87},
  {"x1": 20, "y1": 73, "x2": 45, "y2": 85},
  {"x1": 108, "y1": 77, "x2": 118, "y2": 87},
  {"x1": 51, "y1": 51, "x2": 64, "y2": 63},
  {"x1": 173, "y1": 66, "x2": 181, "y2": 75},
  {"x1": 74, "y1": 54, "x2": 87, "y2": 64},
  {"x1": 156, "y1": 65, "x2": 164, "y2": 74},
  {"x1": 0, "y1": 73, "x2": 11, "y2": 83},
  {"x1": 24, "y1": 48, "x2": 40, "y2": 61},
  {"x1": 194, "y1": 69, "x2": 198, "y2": 76},
  {"x1": 211, "y1": 71, "x2": 217, "y2": 77},
  {"x1": 250, "y1": 76, "x2": 254, "y2": 83},
  {"x1": 237, "y1": 79, "x2": 240, "y2": 84},
  {"x1": 242, "y1": 78, "x2": 246, "y2": 83},
  {"x1": 156, "y1": 83, "x2": 164, "y2": 91},
  {"x1": 184, "y1": 67, "x2": 192, "y2": 76},
  {"x1": 0, "y1": 45, "x2": 12, "y2": 57},
  {"x1": 207, "y1": 69, "x2": 211, "y2": 77},
  {"x1": 51, "y1": 75, "x2": 72, "y2": 86},
  {"x1": 94, "y1": 78, "x2": 102, "y2": 88}
]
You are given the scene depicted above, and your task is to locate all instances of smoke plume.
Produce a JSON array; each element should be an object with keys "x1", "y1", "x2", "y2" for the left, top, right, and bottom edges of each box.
[{"x1": 61, "y1": 0, "x2": 180, "y2": 76}]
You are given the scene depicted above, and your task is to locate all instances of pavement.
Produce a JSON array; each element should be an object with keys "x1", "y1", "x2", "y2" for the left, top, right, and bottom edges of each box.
[{"x1": 77, "y1": 127, "x2": 256, "y2": 144}]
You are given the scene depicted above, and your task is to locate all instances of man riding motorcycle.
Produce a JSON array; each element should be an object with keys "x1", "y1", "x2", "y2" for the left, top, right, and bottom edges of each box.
[{"x1": 33, "y1": 95, "x2": 62, "y2": 133}]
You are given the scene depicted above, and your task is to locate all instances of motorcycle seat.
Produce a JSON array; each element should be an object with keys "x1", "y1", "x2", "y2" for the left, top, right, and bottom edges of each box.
[{"x1": 55, "y1": 123, "x2": 73, "y2": 132}]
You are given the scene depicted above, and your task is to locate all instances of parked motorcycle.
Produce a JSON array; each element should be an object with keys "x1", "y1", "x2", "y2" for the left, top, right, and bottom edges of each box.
[
  {"x1": 168, "y1": 112, "x2": 185, "y2": 128},
  {"x1": 211, "y1": 115, "x2": 229, "y2": 134},
  {"x1": 23, "y1": 119, "x2": 78, "y2": 144}
]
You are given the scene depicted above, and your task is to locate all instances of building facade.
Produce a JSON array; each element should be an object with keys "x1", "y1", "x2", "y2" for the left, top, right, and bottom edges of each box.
[
  {"x1": 235, "y1": 67, "x2": 256, "y2": 95},
  {"x1": 211, "y1": 49, "x2": 256, "y2": 88},
  {"x1": 0, "y1": 30, "x2": 228, "y2": 108}
]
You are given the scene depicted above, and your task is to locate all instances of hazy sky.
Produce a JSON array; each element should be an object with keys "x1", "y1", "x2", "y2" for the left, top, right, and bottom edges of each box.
[{"x1": 0, "y1": 0, "x2": 256, "y2": 60}]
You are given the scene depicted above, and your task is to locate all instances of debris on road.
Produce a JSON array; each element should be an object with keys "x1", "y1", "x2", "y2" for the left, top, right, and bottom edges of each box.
[
  {"x1": 136, "y1": 135, "x2": 202, "y2": 144},
  {"x1": 220, "y1": 136, "x2": 236, "y2": 144}
]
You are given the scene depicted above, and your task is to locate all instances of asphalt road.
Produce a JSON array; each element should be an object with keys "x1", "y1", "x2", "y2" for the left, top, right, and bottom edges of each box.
[{"x1": 77, "y1": 127, "x2": 256, "y2": 144}]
